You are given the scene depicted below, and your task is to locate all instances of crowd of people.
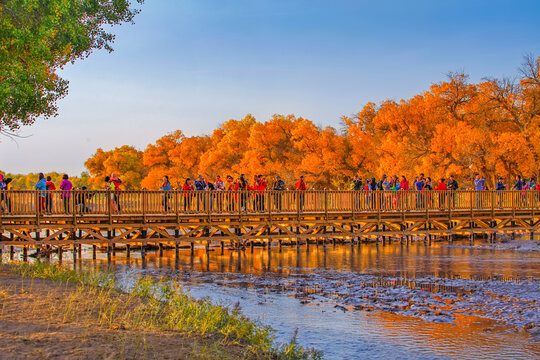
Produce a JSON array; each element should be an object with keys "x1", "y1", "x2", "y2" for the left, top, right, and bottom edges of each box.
[{"x1": 0, "y1": 171, "x2": 538, "y2": 214}]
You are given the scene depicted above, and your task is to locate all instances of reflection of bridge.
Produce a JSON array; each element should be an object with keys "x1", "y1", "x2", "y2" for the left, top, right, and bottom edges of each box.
[{"x1": 0, "y1": 190, "x2": 538, "y2": 258}]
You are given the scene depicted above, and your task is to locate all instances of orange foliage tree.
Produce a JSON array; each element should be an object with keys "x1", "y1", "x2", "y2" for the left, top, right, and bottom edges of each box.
[
  {"x1": 85, "y1": 145, "x2": 147, "y2": 189},
  {"x1": 83, "y1": 56, "x2": 539, "y2": 190}
]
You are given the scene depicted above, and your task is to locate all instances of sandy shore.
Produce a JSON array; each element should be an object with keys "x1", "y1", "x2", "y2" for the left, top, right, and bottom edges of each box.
[{"x1": 0, "y1": 269, "x2": 252, "y2": 359}]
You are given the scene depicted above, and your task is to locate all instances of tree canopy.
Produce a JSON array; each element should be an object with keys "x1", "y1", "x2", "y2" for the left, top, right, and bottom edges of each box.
[
  {"x1": 0, "y1": 0, "x2": 143, "y2": 135},
  {"x1": 83, "y1": 56, "x2": 539, "y2": 190}
]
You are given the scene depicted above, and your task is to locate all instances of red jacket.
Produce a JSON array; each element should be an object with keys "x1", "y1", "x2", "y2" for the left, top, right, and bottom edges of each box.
[
  {"x1": 400, "y1": 179, "x2": 409, "y2": 191},
  {"x1": 183, "y1": 183, "x2": 194, "y2": 197},
  {"x1": 46, "y1": 181, "x2": 56, "y2": 191},
  {"x1": 295, "y1": 180, "x2": 306, "y2": 190},
  {"x1": 435, "y1": 182, "x2": 447, "y2": 191}
]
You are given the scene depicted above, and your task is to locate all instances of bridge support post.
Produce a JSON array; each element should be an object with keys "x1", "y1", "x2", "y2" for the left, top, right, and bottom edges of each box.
[
  {"x1": 72, "y1": 244, "x2": 76, "y2": 263},
  {"x1": 92, "y1": 245, "x2": 96, "y2": 259},
  {"x1": 9, "y1": 246, "x2": 14, "y2": 260},
  {"x1": 220, "y1": 241, "x2": 224, "y2": 255},
  {"x1": 126, "y1": 244, "x2": 131, "y2": 258},
  {"x1": 141, "y1": 243, "x2": 147, "y2": 269},
  {"x1": 279, "y1": 239, "x2": 282, "y2": 251},
  {"x1": 22, "y1": 246, "x2": 27, "y2": 261},
  {"x1": 175, "y1": 242, "x2": 179, "y2": 257},
  {"x1": 190, "y1": 242, "x2": 194, "y2": 256},
  {"x1": 58, "y1": 247, "x2": 62, "y2": 261},
  {"x1": 159, "y1": 243, "x2": 164, "y2": 257},
  {"x1": 78, "y1": 244, "x2": 82, "y2": 258}
]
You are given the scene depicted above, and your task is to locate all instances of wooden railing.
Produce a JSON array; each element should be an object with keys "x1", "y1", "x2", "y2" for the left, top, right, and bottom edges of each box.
[{"x1": 0, "y1": 190, "x2": 538, "y2": 217}]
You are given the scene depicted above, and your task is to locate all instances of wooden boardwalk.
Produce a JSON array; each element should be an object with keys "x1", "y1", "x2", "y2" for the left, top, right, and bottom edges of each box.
[{"x1": 0, "y1": 190, "x2": 539, "y2": 255}]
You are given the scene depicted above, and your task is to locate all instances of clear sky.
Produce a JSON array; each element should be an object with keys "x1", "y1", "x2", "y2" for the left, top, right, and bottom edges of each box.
[{"x1": 1, "y1": 0, "x2": 539, "y2": 175}]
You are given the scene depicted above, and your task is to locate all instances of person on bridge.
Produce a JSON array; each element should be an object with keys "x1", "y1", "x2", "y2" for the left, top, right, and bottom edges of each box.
[
  {"x1": 161, "y1": 175, "x2": 171, "y2": 212},
  {"x1": 104, "y1": 176, "x2": 118, "y2": 213},
  {"x1": 495, "y1": 177, "x2": 506, "y2": 207},
  {"x1": 295, "y1": 175, "x2": 306, "y2": 211},
  {"x1": 474, "y1": 174, "x2": 487, "y2": 208},
  {"x1": 0, "y1": 174, "x2": 13, "y2": 213},
  {"x1": 528, "y1": 177, "x2": 536, "y2": 191},
  {"x1": 236, "y1": 174, "x2": 249, "y2": 210},
  {"x1": 414, "y1": 174, "x2": 426, "y2": 208},
  {"x1": 352, "y1": 175, "x2": 363, "y2": 191},
  {"x1": 34, "y1": 173, "x2": 47, "y2": 212},
  {"x1": 256, "y1": 175, "x2": 266, "y2": 211},
  {"x1": 183, "y1": 178, "x2": 194, "y2": 211},
  {"x1": 435, "y1": 178, "x2": 447, "y2": 208},
  {"x1": 110, "y1": 173, "x2": 122, "y2": 212},
  {"x1": 225, "y1": 175, "x2": 237, "y2": 211},
  {"x1": 272, "y1": 175, "x2": 285, "y2": 211},
  {"x1": 45, "y1": 176, "x2": 56, "y2": 213},
  {"x1": 214, "y1": 175, "x2": 225, "y2": 211},
  {"x1": 194, "y1": 175, "x2": 207, "y2": 211},
  {"x1": 512, "y1": 175, "x2": 523, "y2": 190},
  {"x1": 60, "y1": 174, "x2": 73, "y2": 213}
]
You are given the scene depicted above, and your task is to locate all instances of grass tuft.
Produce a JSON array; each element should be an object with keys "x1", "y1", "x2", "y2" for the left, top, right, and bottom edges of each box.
[{"x1": 4, "y1": 261, "x2": 322, "y2": 359}]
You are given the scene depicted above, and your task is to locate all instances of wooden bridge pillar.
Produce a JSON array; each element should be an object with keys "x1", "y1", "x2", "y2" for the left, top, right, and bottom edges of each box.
[
  {"x1": 159, "y1": 243, "x2": 164, "y2": 257},
  {"x1": 9, "y1": 246, "x2": 14, "y2": 260},
  {"x1": 77, "y1": 244, "x2": 82, "y2": 258},
  {"x1": 58, "y1": 247, "x2": 62, "y2": 261},
  {"x1": 190, "y1": 242, "x2": 194, "y2": 256},
  {"x1": 141, "y1": 245, "x2": 147, "y2": 269},
  {"x1": 22, "y1": 246, "x2": 27, "y2": 261},
  {"x1": 141, "y1": 243, "x2": 146, "y2": 259},
  {"x1": 469, "y1": 221, "x2": 475, "y2": 245},
  {"x1": 175, "y1": 242, "x2": 179, "y2": 257},
  {"x1": 72, "y1": 244, "x2": 77, "y2": 262},
  {"x1": 220, "y1": 241, "x2": 224, "y2": 255},
  {"x1": 126, "y1": 244, "x2": 131, "y2": 258}
]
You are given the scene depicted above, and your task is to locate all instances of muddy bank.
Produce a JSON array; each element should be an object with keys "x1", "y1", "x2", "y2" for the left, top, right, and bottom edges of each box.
[{"x1": 0, "y1": 270, "x2": 257, "y2": 359}]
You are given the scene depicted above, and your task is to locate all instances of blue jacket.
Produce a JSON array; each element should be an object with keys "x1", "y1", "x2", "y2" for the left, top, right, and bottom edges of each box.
[
  {"x1": 161, "y1": 181, "x2": 171, "y2": 191},
  {"x1": 34, "y1": 178, "x2": 47, "y2": 191},
  {"x1": 474, "y1": 179, "x2": 486, "y2": 191},
  {"x1": 194, "y1": 180, "x2": 206, "y2": 190},
  {"x1": 35, "y1": 178, "x2": 47, "y2": 196},
  {"x1": 513, "y1": 180, "x2": 523, "y2": 190}
]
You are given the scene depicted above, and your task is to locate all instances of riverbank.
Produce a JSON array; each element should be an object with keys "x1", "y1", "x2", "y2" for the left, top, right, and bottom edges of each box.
[{"x1": 0, "y1": 262, "x2": 320, "y2": 359}]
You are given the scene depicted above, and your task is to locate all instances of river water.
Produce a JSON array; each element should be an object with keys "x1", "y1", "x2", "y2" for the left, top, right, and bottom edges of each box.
[{"x1": 11, "y1": 238, "x2": 540, "y2": 359}]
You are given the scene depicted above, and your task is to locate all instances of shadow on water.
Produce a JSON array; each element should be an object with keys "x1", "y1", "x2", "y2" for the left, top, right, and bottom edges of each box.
[{"x1": 9, "y1": 237, "x2": 540, "y2": 359}]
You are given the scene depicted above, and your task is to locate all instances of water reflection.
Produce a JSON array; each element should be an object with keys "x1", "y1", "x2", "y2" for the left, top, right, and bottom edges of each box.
[
  {"x1": 20, "y1": 239, "x2": 540, "y2": 359},
  {"x1": 78, "y1": 239, "x2": 539, "y2": 280}
]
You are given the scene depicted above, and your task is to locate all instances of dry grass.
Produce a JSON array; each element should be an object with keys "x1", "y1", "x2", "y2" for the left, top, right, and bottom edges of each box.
[{"x1": 0, "y1": 262, "x2": 322, "y2": 360}]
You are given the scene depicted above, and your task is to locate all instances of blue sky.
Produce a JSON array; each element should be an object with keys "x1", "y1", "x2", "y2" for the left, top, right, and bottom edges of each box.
[{"x1": 2, "y1": 0, "x2": 539, "y2": 174}]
